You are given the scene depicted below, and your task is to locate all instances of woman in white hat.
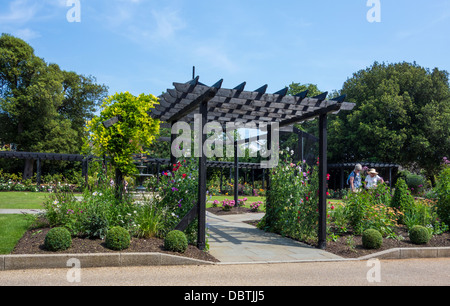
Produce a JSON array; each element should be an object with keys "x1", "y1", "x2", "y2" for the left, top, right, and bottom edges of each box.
[{"x1": 365, "y1": 168, "x2": 384, "y2": 189}]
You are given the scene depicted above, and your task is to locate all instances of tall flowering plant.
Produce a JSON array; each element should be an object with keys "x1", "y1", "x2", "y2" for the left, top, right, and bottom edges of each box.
[
  {"x1": 155, "y1": 158, "x2": 199, "y2": 242},
  {"x1": 260, "y1": 151, "x2": 321, "y2": 243}
]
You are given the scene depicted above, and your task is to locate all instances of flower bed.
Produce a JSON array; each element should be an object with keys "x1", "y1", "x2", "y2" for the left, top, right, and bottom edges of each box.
[{"x1": 259, "y1": 152, "x2": 450, "y2": 251}]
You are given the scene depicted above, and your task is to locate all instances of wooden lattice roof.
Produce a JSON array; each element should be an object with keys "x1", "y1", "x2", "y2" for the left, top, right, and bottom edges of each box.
[
  {"x1": 150, "y1": 76, "x2": 356, "y2": 126},
  {"x1": 0, "y1": 151, "x2": 86, "y2": 161}
]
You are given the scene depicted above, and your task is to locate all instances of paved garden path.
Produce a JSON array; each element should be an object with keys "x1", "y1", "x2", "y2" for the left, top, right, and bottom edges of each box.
[
  {"x1": 0, "y1": 209, "x2": 44, "y2": 214},
  {"x1": 207, "y1": 211, "x2": 343, "y2": 263}
]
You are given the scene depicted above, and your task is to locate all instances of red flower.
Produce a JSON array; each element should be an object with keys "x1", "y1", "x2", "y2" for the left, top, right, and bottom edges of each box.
[
  {"x1": 327, "y1": 173, "x2": 330, "y2": 180},
  {"x1": 182, "y1": 173, "x2": 187, "y2": 179}
]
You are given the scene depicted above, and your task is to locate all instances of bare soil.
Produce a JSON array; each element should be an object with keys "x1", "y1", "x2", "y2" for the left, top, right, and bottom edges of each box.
[
  {"x1": 12, "y1": 227, "x2": 219, "y2": 263},
  {"x1": 242, "y1": 219, "x2": 450, "y2": 258}
]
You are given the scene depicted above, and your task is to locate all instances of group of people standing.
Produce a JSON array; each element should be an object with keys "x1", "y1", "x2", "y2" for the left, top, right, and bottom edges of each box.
[{"x1": 348, "y1": 164, "x2": 384, "y2": 192}]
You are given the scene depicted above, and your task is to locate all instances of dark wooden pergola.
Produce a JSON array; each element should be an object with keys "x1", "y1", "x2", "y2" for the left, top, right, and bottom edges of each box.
[
  {"x1": 0, "y1": 151, "x2": 92, "y2": 185},
  {"x1": 150, "y1": 76, "x2": 356, "y2": 250}
]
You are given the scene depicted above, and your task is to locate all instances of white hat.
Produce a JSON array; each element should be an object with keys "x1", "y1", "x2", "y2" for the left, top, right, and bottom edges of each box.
[{"x1": 368, "y1": 168, "x2": 378, "y2": 175}]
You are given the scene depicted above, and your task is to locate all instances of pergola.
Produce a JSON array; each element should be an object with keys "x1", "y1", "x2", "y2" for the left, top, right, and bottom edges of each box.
[
  {"x1": 149, "y1": 76, "x2": 356, "y2": 250},
  {"x1": 0, "y1": 151, "x2": 91, "y2": 185}
]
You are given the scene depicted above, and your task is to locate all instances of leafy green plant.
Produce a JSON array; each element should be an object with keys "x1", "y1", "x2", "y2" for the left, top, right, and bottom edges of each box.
[
  {"x1": 135, "y1": 201, "x2": 163, "y2": 239},
  {"x1": 409, "y1": 225, "x2": 431, "y2": 245},
  {"x1": 44, "y1": 227, "x2": 72, "y2": 251},
  {"x1": 343, "y1": 184, "x2": 398, "y2": 237},
  {"x1": 105, "y1": 226, "x2": 131, "y2": 250},
  {"x1": 82, "y1": 212, "x2": 109, "y2": 239},
  {"x1": 260, "y1": 152, "x2": 319, "y2": 243},
  {"x1": 403, "y1": 198, "x2": 435, "y2": 230},
  {"x1": 362, "y1": 229, "x2": 383, "y2": 249},
  {"x1": 164, "y1": 230, "x2": 188, "y2": 253},
  {"x1": 391, "y1": 178, "x2": 415, "y2": 223},
  {"x1": 85, "y1": 92, "x2": 160, "y2": 178},
  {"x1": 155, "y1": 158, "x2": 199, "y2": 243},
  {"x1": 435, "y1": 166, "x2": 450, "y2": 226}
]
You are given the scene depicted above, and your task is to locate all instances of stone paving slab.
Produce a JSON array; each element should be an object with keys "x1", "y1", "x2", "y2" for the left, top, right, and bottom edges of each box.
[
  {"x1": 0, "y1": 209, "x2": 44, "y2": 215},
  {"x1": 206, "y1": 211, "x2": 343, "y2": 264}
]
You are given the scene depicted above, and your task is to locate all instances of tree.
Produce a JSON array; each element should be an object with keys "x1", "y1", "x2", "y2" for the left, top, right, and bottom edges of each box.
[
  {"x1": 329, "y1": 62, "x2": 450, "y2": 182},
  {"x1": 85, "y1": 92, "x2": 160, "y2": 190},
  {"x1": 0, "y1": 34, "x2": 108, "y2": 179}
]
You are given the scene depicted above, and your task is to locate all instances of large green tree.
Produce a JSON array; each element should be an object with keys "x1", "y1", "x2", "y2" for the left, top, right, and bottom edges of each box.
[
  {"x1": 0, "y1": 34, "x2": 107, "y2": 178},
  {"x1": 329, "y1": 62, "x2": 450, "y2": 182}
]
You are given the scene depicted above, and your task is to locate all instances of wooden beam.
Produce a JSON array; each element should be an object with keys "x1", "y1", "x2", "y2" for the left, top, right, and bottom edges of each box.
[
  {"x1": 167, "y1": 79, "x2": 222, "y2": 123},
  {"x1": 175, "y1": 205, "x2": 198, "y2": 231},
  {"x1": 278, "y1": 102, "x2": 342, "y2": 127}
]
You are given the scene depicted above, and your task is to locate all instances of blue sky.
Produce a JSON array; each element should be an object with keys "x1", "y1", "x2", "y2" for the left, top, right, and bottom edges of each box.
[{"x1": 1, "y1": 0, "x2": 450, "y2": 98}]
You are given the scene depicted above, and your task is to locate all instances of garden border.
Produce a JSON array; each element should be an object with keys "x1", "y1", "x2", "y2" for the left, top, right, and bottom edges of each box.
[
  {"x1": 0, "y1": 252, "x2": 214, "y2": 271},
  {"x1": 1, "y1": 247, "x2": 450, "y2": 271}
]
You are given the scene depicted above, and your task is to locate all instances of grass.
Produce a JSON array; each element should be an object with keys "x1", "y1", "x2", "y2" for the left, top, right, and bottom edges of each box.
[
  {"x1": 0, "y1": 192, "x2": 49, "y2": 209},
  {"x1": 0, "y1": 214, "x2": 36, "y2": 254}
]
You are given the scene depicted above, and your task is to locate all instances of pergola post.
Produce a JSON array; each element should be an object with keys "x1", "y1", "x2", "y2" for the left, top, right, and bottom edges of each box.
[
  {"x1": 234, "y1": 139, "x2": 239, "y2": 208},
  {"x1": 36, "y1": 158, "x2": 42, "y2": 185},
  {"x1": 318, "y1": 113, "x2": 328, "y2": 249},
  {"x1": 197, "y1": 101, "x2": 207, "y2": 250}
]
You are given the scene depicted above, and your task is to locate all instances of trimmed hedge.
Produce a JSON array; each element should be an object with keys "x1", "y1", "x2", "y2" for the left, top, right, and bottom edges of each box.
[
  {"x1": 164, "y1": 230, "x2": 188, "y2": 253},
  {"x1": 44, "y1": 227, "x2": 72, "y2": 251}
]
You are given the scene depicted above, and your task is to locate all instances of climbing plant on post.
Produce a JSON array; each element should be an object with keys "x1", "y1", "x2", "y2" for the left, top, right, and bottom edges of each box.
[{"x1": 85, "y1": 92, "x2": 160, "y2": 198}]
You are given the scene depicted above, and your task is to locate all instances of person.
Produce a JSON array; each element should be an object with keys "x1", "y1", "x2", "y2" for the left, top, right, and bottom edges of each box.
[
  {"x1": 348, "y1": 164, "x2": 362, "y2": 192},
  {"x1": 365, "y1": 168, "x2": 384, "y2": 189}
]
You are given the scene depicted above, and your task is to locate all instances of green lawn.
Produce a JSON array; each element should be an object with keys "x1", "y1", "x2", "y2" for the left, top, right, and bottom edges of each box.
[
  {"x1": 0, "y1": 192, "x2": 50, "y2": 209},
  {"x1": 0, "y1": 214, "x2": 36, "y2": 254}
]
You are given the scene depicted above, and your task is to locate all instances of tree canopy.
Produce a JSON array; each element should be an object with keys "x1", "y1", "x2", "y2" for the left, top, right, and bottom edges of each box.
[
  {"x1": 0, "y1": 34, "x2": 108, "y2": 178},
  {"x1": 329, "y1": 61, "x2": 450, "y2": 180},
  {"x1": 85, "y1": 92, "x2": 160, "y2": 177}
]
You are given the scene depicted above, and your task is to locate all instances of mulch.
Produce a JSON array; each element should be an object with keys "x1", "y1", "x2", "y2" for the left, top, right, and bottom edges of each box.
[
  {"x1": 324, "y1": 227, "x2": 450, "y2": 258},
  {"x1": 243, "y1": 219, "x2": 450, "y2": 258},
  {"x1": 12, "y1": 209, "x2": 450, "y2": 261},
  {"x1": 12, "y1": 227, "x2": 219, "y2": 263}
]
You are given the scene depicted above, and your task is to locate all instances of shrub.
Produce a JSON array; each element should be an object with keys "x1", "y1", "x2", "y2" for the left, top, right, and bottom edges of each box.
[
  {"x1": 405, "y1": 173, "x2": 427, "y2": 195},
  {"x1": 222, "y1": 199, "x2": 235, "y2": 211},
  {"x1": 82, "y1": 213, "x2": 109, "y2": 239},
  {"x1": 392, "y1": 178, "x2": 414, "y2": 209},
  {"x1": 391, "y1": 178, "x2": 414, "y2": 223},
  {"x1": 105, "y1": 226, "x2": 131, "y2": 250},
  {"x1": 435, "y1": 167, "x2": 450, "y2": 226},
  {"x1": 362, "y1": 229, "x2": 383, "y2": 249},
  {"x1": 164, "y1": 230, "x2": 188, "y2": 253},
  {"x1": 261, "y1": 155, "x2": 319, "y2": 242},
  {"x1": 44, "y1": 227, "x2": 72, "y2": 251},
  {"x1": 409, "y1": 225, "x2": 431, "y2": 245},
  {"x1": 343, "y1": 184, "x2": 398, "y2": 237},
  {"x1": 155, "y1": 159, "x2": 198, "y2": 239}
]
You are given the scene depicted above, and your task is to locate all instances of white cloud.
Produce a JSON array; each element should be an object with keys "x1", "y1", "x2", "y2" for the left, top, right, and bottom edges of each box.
[
  {"x1": 12, "y1": 28, "x2": 41, "y2": 40},
  {"x1": 151, "y1": 9, "x2": 186, "y2": 41},
  {"x1": 0, "y1": 0, "x2": 39, "y2": 24}
]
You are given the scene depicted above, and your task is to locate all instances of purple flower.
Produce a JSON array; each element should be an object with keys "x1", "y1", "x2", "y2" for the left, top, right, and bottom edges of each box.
[{"x1": 171, "y1": 187, "x2": 178, "y2": 192}]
